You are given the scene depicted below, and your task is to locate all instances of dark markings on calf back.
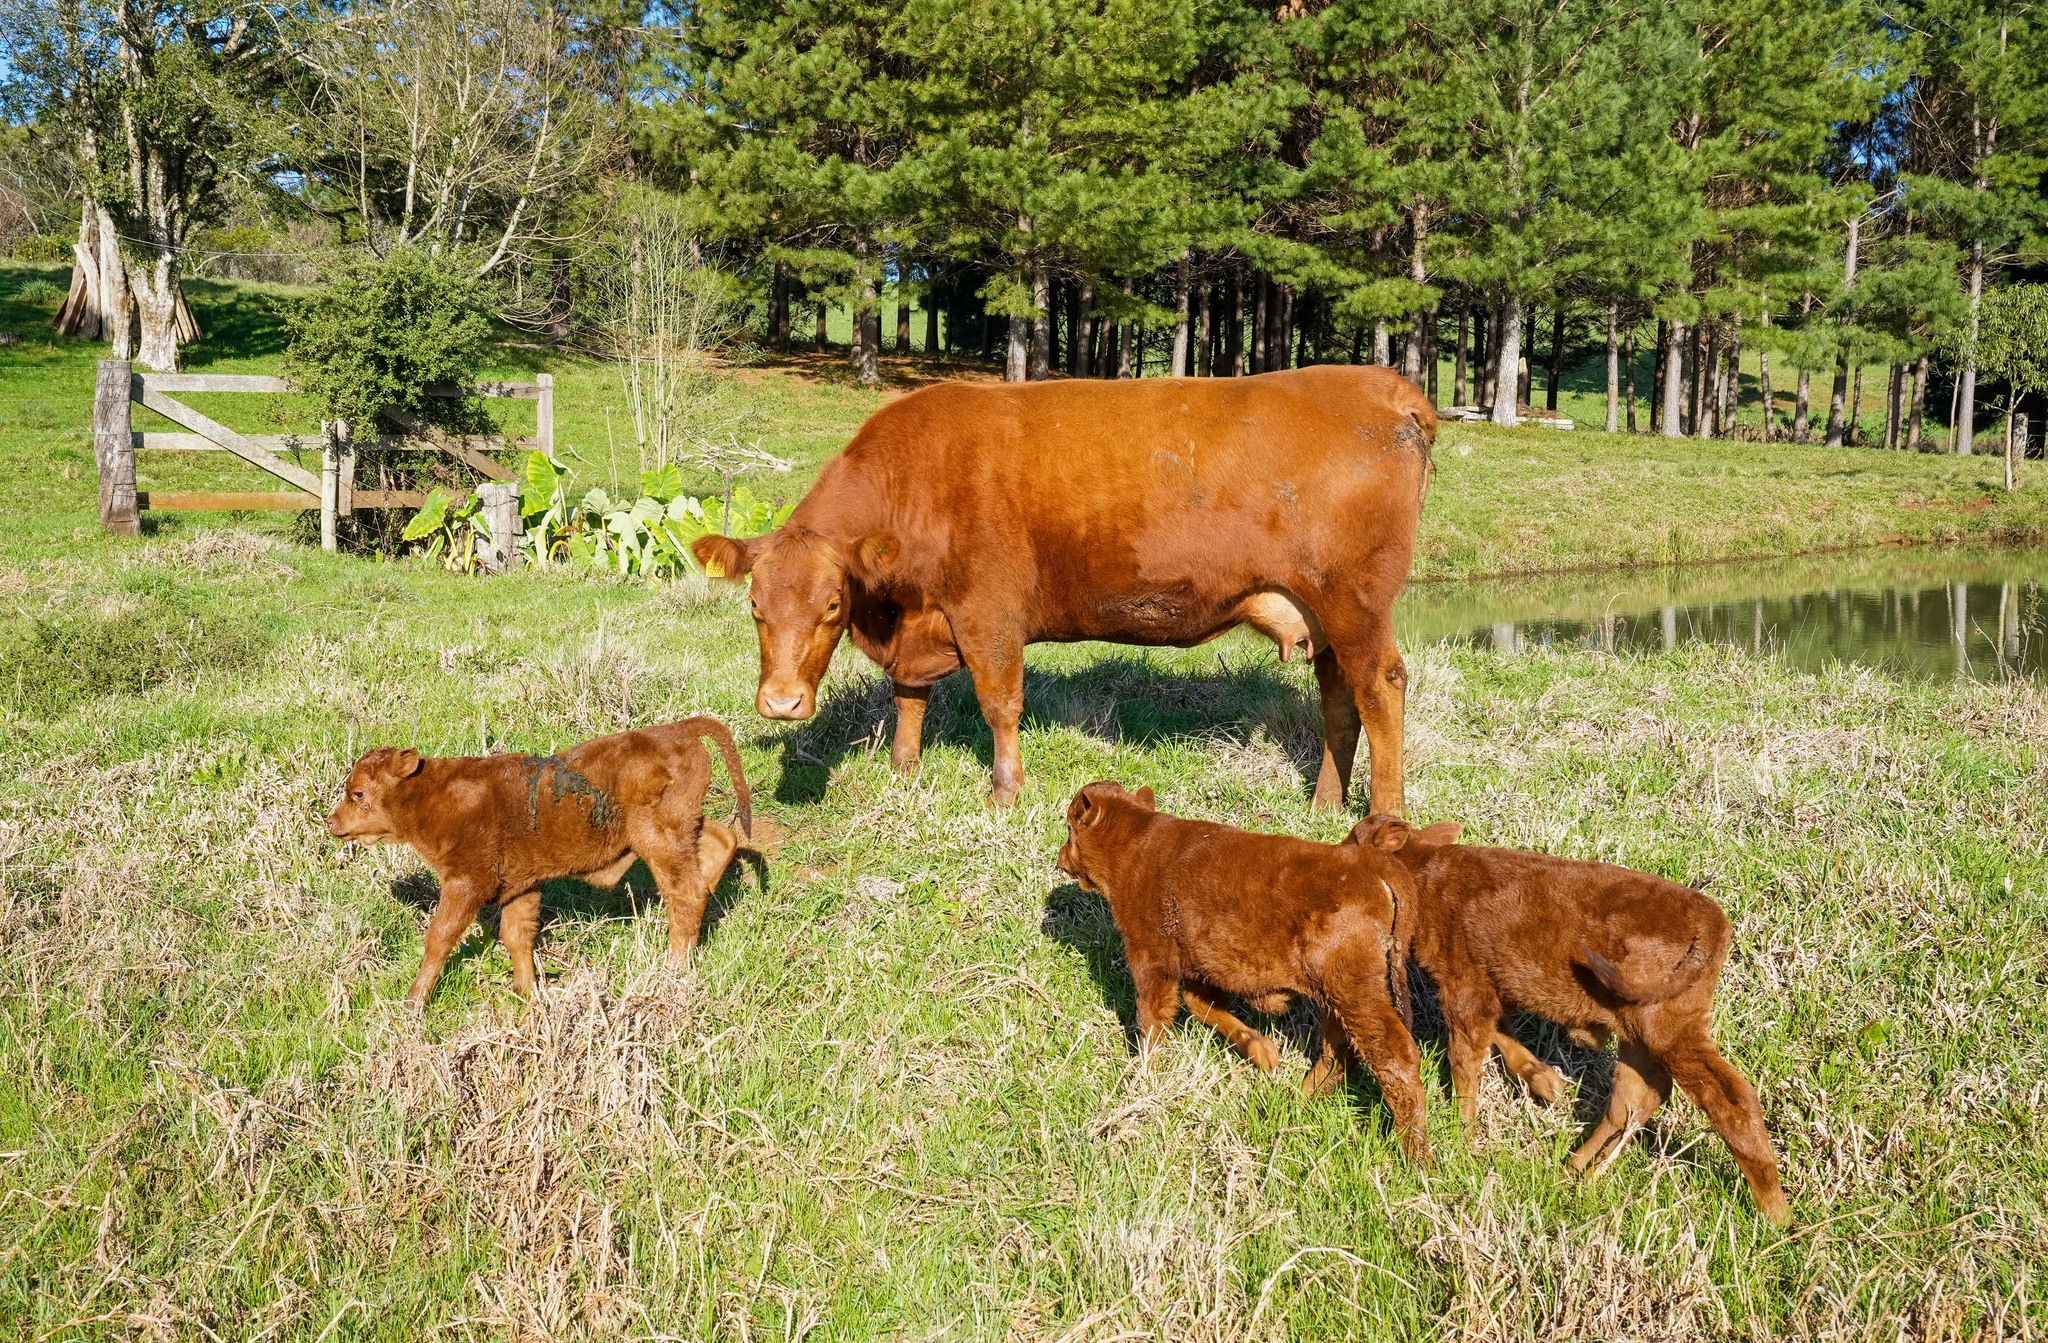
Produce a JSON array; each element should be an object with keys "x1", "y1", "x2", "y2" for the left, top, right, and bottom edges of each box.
[{"x1": 523, "y1": 756, "x2": 620, "y2": 831}]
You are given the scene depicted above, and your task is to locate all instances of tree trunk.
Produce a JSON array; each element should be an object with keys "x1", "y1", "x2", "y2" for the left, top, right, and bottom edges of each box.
[
  {"x1": 1171, "y1": 252, "x2": 1191, "y2": 376},
  {"x1": 854, "y1": 251, "x2": 880, "y2": 386},
  {"x1": 1517, "y1": 307, "x2": 1534, "y2": 409},
  {"x1": 1650, "y1": 319, "x2": 1666, "y2": 432},
  {"x1": 548, "y1": 255, "x2": 574, "y2": 341},
  {"x1": 1251, "y1": 277, "x2": 1268, "y2": 373},
  {"x1": 1372, "y1": 319, "x2": 1390, "y2": 367},
  {"x1": 1117, "y1": 276, "x2": 1135, "y2": 378},
  {"x1": 1688, "y1": 321, "x2": 1706, "y2": 437},
  {"x1": 1825, "y1": 355, "x2": 1848, "y2": 446},
  {"x1": 815, "y1": 300, "x2": 828, "y2": 349},
  {"x1": 926, "y1": 271, "x2": 941, "y2": 354},
  {"x1": 1195, "y1": 277, "x2": 1212, "y2": 377},
  {"x1": 1454, "y1": 300, "x2": 1469, "y2": 405},
  {"x1": 126, "y1": 249, "x2": 184, "y2": 373},
  {"x1": 1480, "y1": 307, "x2": 1500, "y2": 410},
  {"x1": 1957, "y1": 239, "x2": 1983, "y2": 454},
  {"x1": 1029, "y1": 264, "x2": 1051, "y2": 381},
  {"x1": 896, "y1": 291, "x2": 912, "y2": 355},
  {"x1": 1279, "y1": 285, "x2": 1295, "y2": 369},
  {"x1": 1722, "y1": 318, "x2": 1741, "y2": 437},
  {"x1": 1404, "y1": 198, "x2": 1430, "y2": 388},
  {"x1": 1075, "y1": 283, "x2": 1094, "y2": 377},
  {"x1": 1006, "y1": 312, "x2": 1029, "y2": 382},
  {"x1": 768, "y1": 262, "x2": 790, "y2": 350},
  {"x1": 1848, "y1": 364, "x2": 1864, "y2": 446},
  {"x1": 1885, "y1": 363, "x2": 1904, "y2": 450},
  {"x1": 1907, "y1": 352, "x2": 1929, "y2": 452},
  {"x1": 1661, "y1": 320, "x2": 1686, "y2": 439},
  {"x1": 1625, "y1": 323, "x2": 1638, "y2": 431},
  {"x1": 1424, "y1": 306, "x2": 1439, "y2": 403},
  {"x1": 1605, "y1": 300, "x2": 1620, "y2": 433},
  {"x1": 1546, "y1": 303, "x2": 1564, "y2": 412},
  {"x1": 1698, "y1": 323, "x2": 1720, "y2": 439},
  {"x1": 1490, "y1": 293, "x2": 1523, "y2": 427},
  {"x1": 1225, "y1": 267, "x2": 1244, "y2": 377}
]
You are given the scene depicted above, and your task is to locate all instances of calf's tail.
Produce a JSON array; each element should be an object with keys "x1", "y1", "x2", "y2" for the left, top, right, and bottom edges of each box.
[{"x1": 692, "y1": 716, "x2": 753, "y2": 839}]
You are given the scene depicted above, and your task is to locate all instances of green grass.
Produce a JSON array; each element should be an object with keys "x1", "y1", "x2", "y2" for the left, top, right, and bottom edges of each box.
[
  {"x1": 1, "y1": 268, "x2": 2045, "y2": 1337},
  {"x1": 0, "y1": 532, "x2": 2041, "y2": 1337}
]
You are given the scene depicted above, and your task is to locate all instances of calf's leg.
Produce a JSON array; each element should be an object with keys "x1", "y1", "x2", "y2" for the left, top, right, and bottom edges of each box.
[
  {"x1": 890, "y1": 682, "x2": 930, "y2": 774},
  {"x1": 1568, "y1": 1039, "x2": 1671, "y2": 1177},
  {"x1": 1129, "y1": 960, "x2": 1183, "y2": 1059},
  {"x1": 1491, "y1": 1027, "x2": 1566, "y2": 1105},
  {"x1": 498, "y1": 887, "x2": 544, "y2": 996},
  {"x1": 1179, "y1": 981, "x2": 1278, "y2": 1071},
  {"x1": 1323, "y1": 941, "x2": 1430, "y2": 1163},
  {"x1": 1302, "y1": 1004, "x2": 1359, "y2": 1098},
  {"x1": 1310, "y1": 649, "x2": 1361, "y2": 813},
  {"x1": 1659, "y1": 1030, "x2": 1791, "y2": 1226},
  {"x1": 697, "y1": 820, "x2": 740, "y2": 892},
  {"x1": 407, "y1": 876, "x2": 492, "y2": 1005}
]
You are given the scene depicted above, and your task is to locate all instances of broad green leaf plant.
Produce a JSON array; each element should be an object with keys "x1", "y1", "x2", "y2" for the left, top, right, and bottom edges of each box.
[{"x1": 513, "y1": 451, "x2": 792, "y2": 577}]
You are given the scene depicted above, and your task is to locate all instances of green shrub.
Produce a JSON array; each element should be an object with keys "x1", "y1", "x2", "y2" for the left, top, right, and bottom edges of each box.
[
  {"x1": 8, "y1": 235, "x2": 72, "y2": 263},
  {"x1": 282, "y1": 247, "x2": 495, "y2": 432},
  {"x1": 11, "y1": 278, "x2": 66, "y2": 306},
  {"x1": 0, "y1": 597, "x2": 270, "y2": 719}
]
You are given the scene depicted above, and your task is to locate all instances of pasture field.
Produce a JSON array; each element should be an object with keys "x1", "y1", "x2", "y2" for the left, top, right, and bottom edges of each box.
[
  {"x1": 0, "y1": 533, "x2": 2043, "y2": 1338},
  {"x1": 0, "y1": 267, "x2": 2044, "y2": 1338}
]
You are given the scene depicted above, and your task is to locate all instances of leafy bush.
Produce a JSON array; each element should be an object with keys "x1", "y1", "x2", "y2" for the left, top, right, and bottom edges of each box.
[
  {"x1": 10, "y1": 278, "x2": 66, "y2": 306},
  {"x1": 400, "y1": 489, "x2": 493, "y2": 573},
  {"x1": 0, "y1": 598, "x2": 270, "y2": 719},
  {"x1": 8, "y1": 235, "x2": 71, "y2": 263},
  {"x1": 283, "y1": 247, "x2": 495, "y2": 431}
]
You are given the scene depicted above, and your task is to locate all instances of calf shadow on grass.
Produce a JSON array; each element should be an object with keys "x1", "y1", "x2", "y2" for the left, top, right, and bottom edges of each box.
[
  {"x1": 1040, "y1": 882, "x2": 1426, "y2": 1140},
  {"x1": 772, "y1": 654, "x2": 1322, "y2": 805},
  {"x1": 387, "y1": 850, "x2": 769, "y2": 982}
]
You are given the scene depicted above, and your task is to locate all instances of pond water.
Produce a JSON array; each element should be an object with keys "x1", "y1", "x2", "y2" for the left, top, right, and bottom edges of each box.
[{"x1": 1395, "y1": 548, "x2": 2048, "y2": 679}]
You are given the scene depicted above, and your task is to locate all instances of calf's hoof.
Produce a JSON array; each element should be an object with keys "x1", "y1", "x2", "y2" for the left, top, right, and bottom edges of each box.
[
  {"x1": 1757, "y1": 1188, "x2": 1792, "y2": 1228},
  {"x1": 987, "y1": 782, "x2": 1021, "y2": 808},
  {"x1": 1523, "y1": 1063, "x2": 1566, "y2": 1106},
  {"x1": 1243, "y1": 1034, "x2": 1279, "y2": 1072}
]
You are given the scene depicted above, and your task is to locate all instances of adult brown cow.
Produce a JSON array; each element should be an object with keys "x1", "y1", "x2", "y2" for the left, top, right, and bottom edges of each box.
[{"x1": 692, "y1": 365, "x2": 1435, "y2": 813}]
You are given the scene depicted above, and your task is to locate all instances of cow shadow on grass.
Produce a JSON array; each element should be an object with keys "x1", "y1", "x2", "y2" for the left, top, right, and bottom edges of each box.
[
  {"x1": 771, "y1": 654, "x2": 1323, "y2": 805},
  {"x1": 387, "y1": 849, "x2": 769, "y2": 985}
]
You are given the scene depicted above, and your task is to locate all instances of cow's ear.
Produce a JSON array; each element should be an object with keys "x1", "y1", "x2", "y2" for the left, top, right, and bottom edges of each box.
[
  {"x1": 1350, "y1": 815, "x2": 1410, "y2": 851},
  {"x1": 853, "y1": 530, "x2": 903, "y2": 580},
  {"x1": 1133, "y1": 785, "x2": 1155, "y2": 811},
  {"x1": 1417, "y1": 821, "x2": 1461, "y2": 846},
  {"x1": 692, "y1": 533, "x2": 757, "y2": 581},
  {"x1": 391, "y1": 748, "x2": 423, "y2": 778},
  {"x1": 1072, "y1": 791, "x2": 1102, "y2": 827}
]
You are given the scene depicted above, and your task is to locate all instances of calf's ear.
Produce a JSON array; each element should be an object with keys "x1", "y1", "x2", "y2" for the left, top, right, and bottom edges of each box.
[
  {"x1": 391, "y1": 748, "x2": 423, "y2": 778},
  {"x1": 1417, "y1": 821, "x2": 1462, "y2": 846},
  {"x1": 1072, "y1": 792, "x2": 1103, "y2": 827},
  {"x1": 692, "y1": 534, "x2": 757, "y2": 581},
  {"x1": 1350, "y1": 815, "x2": 1411, "y2": 851},
  {"x1": 1133, "y1": 785, "x2": 1155, "y2": 811}
]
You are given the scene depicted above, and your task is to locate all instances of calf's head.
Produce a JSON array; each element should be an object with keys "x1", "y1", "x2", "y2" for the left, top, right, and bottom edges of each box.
[
  {"x1": 1348, "y1": 814, "x2": 1462, "y2": 866},
  {"x1": 694, "y1": 527, "x2": 906, "y2": 721},
  {"x1": 327, "y1": 748, "x2": 423, "y2": 842},
  {"x1": 1056, "y1": 781, "x2": 1155, "y2": 892}
]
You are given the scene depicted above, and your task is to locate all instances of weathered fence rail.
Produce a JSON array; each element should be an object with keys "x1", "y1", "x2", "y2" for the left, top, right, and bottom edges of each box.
[{"x1": 91, "y1": 360, "x2": 554, "y2": 553}]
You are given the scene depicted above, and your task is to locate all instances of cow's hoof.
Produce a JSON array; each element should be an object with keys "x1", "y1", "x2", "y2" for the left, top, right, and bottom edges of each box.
[{"x1": 988, "y1": 783, "x2": 1021, "y2": 808}]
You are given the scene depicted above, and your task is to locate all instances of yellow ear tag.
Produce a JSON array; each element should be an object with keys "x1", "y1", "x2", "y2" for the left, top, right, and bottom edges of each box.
[{"x1": 703, "y1": 556, "x2": 725, "y2": 578}]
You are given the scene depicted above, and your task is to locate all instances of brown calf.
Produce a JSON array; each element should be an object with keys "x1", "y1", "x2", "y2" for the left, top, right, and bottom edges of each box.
[
  {"x1": 327, "y1": 718, "x2": 752, "y2": 1004},
  {"x1": 1056, "y1": 781, "x2": 1430, "y2": 1162},
  {"x1": 1349, "y1": 816, "x2": 1789, "y2": 1225},
  {"x1": 695, "y1": 366, "x2": 1434, "y2": 812}
]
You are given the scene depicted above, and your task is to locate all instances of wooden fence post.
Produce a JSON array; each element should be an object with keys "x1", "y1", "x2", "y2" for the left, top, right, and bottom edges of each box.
[
  {"x1": 94, "y1": 360, "x2": 139, "y2": 535},
  {"x1": 319, "y1": 420, "x2": 339, "y2": 553},
  {"x1": 335, "y1": 418, "x2": 355, "y2": 517},
  {"x1": 476, "y1": 482, "x2": 521, "y2": 573},
  {"x1": 536, "y1": 373, "x2": 554, "y2": 459}
]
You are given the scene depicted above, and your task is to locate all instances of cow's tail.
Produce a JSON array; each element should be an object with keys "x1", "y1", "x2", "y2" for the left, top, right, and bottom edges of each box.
[{"x1": 691, "y1": 716, "x2": 753, "y2": 840}]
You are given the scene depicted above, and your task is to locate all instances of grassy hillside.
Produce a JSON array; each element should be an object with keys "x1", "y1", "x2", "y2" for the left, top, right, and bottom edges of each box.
[{"x1": 3, "y1": 263, "x2": 2045, "y2": 580}]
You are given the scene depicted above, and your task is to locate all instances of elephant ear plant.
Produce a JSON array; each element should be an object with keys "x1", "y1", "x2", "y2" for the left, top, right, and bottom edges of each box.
[{"x1": 516, "y1": 451, "x2": 793, "y2": 577}]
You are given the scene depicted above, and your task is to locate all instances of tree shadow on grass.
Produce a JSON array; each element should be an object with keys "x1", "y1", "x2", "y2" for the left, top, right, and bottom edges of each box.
[
  {"x1": 386, "y1": 848, "x2": 770, "y2": 982},
  {"x1": 770, "y1": 653, "x2": 1323, "y2": 805},
  {"x1": 182, "y1": 280, "x2": 293, "y2": 367}
]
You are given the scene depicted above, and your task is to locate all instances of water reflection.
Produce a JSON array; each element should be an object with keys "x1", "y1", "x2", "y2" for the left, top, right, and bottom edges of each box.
[{"x1": 1397, "y1": 549, "x2": 2048, "y2": 679}]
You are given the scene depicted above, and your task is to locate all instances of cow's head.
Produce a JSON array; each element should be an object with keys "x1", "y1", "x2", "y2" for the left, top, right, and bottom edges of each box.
[
  {"x1": 327, "y1": 747, "x2": 422, "y2": 842},
  {"x1": 693, "y1": 526, "x2": 905, "y2": 721}
]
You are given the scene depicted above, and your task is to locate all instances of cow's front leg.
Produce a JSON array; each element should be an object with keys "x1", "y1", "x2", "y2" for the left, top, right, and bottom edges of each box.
[
  {"x1": 959, "y1": 636, "x2": 1026, "y2": 806},
  {"x1": 890, "y1": 682, "x2": 930, "y2": 774}
]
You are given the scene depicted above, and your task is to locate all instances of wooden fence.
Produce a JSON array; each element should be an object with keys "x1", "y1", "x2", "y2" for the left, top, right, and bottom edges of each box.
[{"x1": 91, "y1": 360, "x2": 553, "y2": 553}]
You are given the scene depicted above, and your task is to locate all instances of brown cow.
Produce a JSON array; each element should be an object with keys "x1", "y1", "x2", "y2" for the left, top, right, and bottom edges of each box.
[
  {"x1": 1348, "y1": 815, "x2": 1790, "y2": 1225},
  {"x1": 326, "y1": 718, "x2": 752, "y2": 1004},
  {"x1": 693, "y1": 366, "x2": 1434, "y2": 811},
  {"x1": 1055, "y1": 781, "x2": 1430, "y2": 1162}
]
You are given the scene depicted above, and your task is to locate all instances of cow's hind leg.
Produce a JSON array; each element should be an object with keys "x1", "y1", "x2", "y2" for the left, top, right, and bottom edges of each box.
[
  {"x1": 955, "y1": 628, "x2": 1027, "y2": 806},
  {"x1": 1316, "y1": 604, "x2": 1407, "y2": 816},
  {"x1": 1311, "y1": 648, "x2": 1362, "y2": 813},
  {"x1": 1658, "y1": 1028, "x2": 1790, "y2": 1225},
  {"x1": 1568, "y1": 1040, "x2": 1671, "y2": 1177},
  {"x1": 891, "y1": 682, "x2": 930, "y2": 774},
  {"x1": 498, "y1": 887, "x2": 544, "y2": 996}
]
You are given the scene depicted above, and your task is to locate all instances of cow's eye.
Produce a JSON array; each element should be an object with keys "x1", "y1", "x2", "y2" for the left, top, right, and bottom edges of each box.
[{"x1": 350, "y1": 790, "x2": 364, "y2": 802}]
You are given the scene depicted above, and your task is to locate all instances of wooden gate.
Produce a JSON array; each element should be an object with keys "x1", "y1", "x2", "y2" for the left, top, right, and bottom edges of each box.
[{"x1": 91, "y1": 359, "x2": 554, "y2": 550}]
